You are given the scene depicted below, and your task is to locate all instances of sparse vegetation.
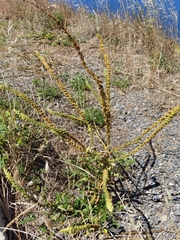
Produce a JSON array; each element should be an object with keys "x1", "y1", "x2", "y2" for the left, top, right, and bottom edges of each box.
[
  {"x1": 0, "y1": 0, "x2": 179, "y2": 239},
  {"x1": 112, "y1": 76, "x2": 131, "y2": 90},
  {"x1": 84, "y1": 107, "x2": 105, "y2": 127},
  {"x1": 70, "y1": 72, "x2": 90, "y2": 92},
  {"x1": 32, "y1": 78, "x2": 62, "y2": 99}
]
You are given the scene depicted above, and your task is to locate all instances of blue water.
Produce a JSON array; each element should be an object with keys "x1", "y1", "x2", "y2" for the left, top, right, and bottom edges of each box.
[{"x1": 63, "y1": 0, "x2": 180, "y2": 41}]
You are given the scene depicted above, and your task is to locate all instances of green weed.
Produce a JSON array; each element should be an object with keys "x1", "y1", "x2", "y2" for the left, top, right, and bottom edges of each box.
[
  {"x1": 38, "y1": 224, "x2": 48, "y2": 234},
  {"x1": 19, "y1": 214, "x2": 36, "y2": 225},
  {"x1": 69, "y1": 72, "x2": 90, "y2": 107},
  {"x1": 0, "y1": 33, "x2": 6, "y2": 47},
  {"x1": 84, "y1": 107, "x2": 105, "y2": 127},
  {"x1": 53, "y1": 12, "x2": 64, "y2": 23},
  {"x1": 43, "y1": 32, "x2": 57, "y2": 41},
  {"x1": 58, "y1": 73, "x2": 70, "y2": 82},
  {"x1": 44, "y1": 12, "x2": 64, "y2": 29},
  {"x1": 43, "y1": 86, "x2": 61, "y2": 99},
  {"x1": 0, "y1": 113, "x2": 8, "y2": 146},
  {"x1": 112, "y1": 76, "x2": 131, "y2": 90},
  {"x1": 59, "y1": 34, "x2": 72, "y2": 46},
  {"x1": 71, "y1": 91, "x2": 86, "y2": 108},
  {"x1": 159, "y1": 57, "x2": 180, "y2": 73},
  {"x1": 32, "y1": 78, "x2": 61, "y2": 99},
  {"x1": 13, "y1": 20, "x2": 22, "y2": 30},
  {"x1": 70, "y1": 72, "x2": 90, "y2": 91},
  {"x1": 50, "y1": 163, "x2": 109, "y2": 225}
]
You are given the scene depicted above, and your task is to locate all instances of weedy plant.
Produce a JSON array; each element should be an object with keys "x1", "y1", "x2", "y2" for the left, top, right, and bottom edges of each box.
[
  {"x1": 112, "y1": 76, "x2": 131, "y2": 90},
  {"x1": 0, "y1": 0, "x2": 180, "y2": 238},
  {"x1": 0, "y1": 111, "x2": 8, "y2": 147},
  {"x1": 32, "y1": 78, "x2": 62, "y2": 99}
]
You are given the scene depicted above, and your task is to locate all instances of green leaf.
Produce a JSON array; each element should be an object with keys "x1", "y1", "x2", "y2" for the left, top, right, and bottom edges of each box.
[{"x1": 19, "y1": 214, "x2": 36, "y2": 225}]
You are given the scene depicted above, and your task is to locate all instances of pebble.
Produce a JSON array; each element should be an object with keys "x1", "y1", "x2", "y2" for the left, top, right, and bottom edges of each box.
[
  {"x1": 118, "y1": 114, "x2": 125, "y2": 120},
  {"x1": 174, "y1": 208, "x2": 180, "y2": 216}
]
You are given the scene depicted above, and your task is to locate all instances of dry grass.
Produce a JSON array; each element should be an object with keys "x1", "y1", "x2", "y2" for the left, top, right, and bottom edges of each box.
[
  {"x1": 0, "y1": 0, "x2": 46, "y2": 19},
  {"x1": 0, "y1": 0, "x2": 180, "y2": 239}
]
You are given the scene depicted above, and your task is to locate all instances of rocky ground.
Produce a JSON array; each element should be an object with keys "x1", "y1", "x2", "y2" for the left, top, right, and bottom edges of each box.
[{"x1": 109, "y1": 88, "x2": 180, "y2": 239}]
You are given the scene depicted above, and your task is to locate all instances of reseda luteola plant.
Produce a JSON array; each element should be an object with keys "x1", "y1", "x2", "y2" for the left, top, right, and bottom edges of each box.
[{"x1": 0, "y1": 0, "x2": 180, "y2": 235}]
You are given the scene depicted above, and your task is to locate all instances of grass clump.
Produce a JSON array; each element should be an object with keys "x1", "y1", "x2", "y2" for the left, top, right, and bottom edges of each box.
[
  {"x1": 112, "y1": 76, "x2": 131, "y2": 90},
  {"x1": 32, "y1": 78, "x2": 62, "y2": 99},
  {"x1": 44, "y1": 12, "x2": 65, "y2": 29},
  {"x1": 0, "y1": 113, "x2": 8, "y2": 146},
  {"x1": 0, "y1": 33, "x2": 6, "y2": 47},
  {"x1": 70, "y1": 72, "x2": 90, "y2": 92},
  {"x1": 69, "y1": 72, "x2": 90, "y2": 108},
  {"x1": 84, "y1": 107, "x2": 105, "y2": 127}
]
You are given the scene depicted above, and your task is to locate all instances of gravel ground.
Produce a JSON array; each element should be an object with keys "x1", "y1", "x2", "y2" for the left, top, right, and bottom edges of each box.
[{"x1": 107, "y1": 88, "x2": 180, "y2": 239}]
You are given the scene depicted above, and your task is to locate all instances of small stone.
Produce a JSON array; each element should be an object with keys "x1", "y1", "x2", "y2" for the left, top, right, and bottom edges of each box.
[
  {"x1": 173, "y1": 195, "x2": 180, "y2": 200},
  {"x1": 171, "y1": 216, "x2": 179, "y2": 223},
  {"x1": 118, "y1": 115, "x2": 125, "y2": 120},
  {"x1": 133, "y1": 122, "x2": 140, "y2": 128},
  {"x1": 174, "y1": 208, "x2": 180, "y2": 216},
  {"x1": 133, "y1": 106, "x2": 138, "y2": 111},
  {"x1": 154, "y1": 218, "x2": 161, "y2": 225},
  {"x1": 168, "y1": 182, "x2": 174, "y2": 186},
  {"x1": 152, "y1": 195, "x2": 161, "y2": 202},
  {"x1": 126, "y1": 119, "x2": 133, "y2": 124},
  {"x1": 159, "y1": 214, "x2": 168, "y2": 222},
  {"x1": 154, "y1": 169, "x2": 160, "y2": 174},
  {"x1": 159, "y1": 168, "x2": 165, "y2": 173}
]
